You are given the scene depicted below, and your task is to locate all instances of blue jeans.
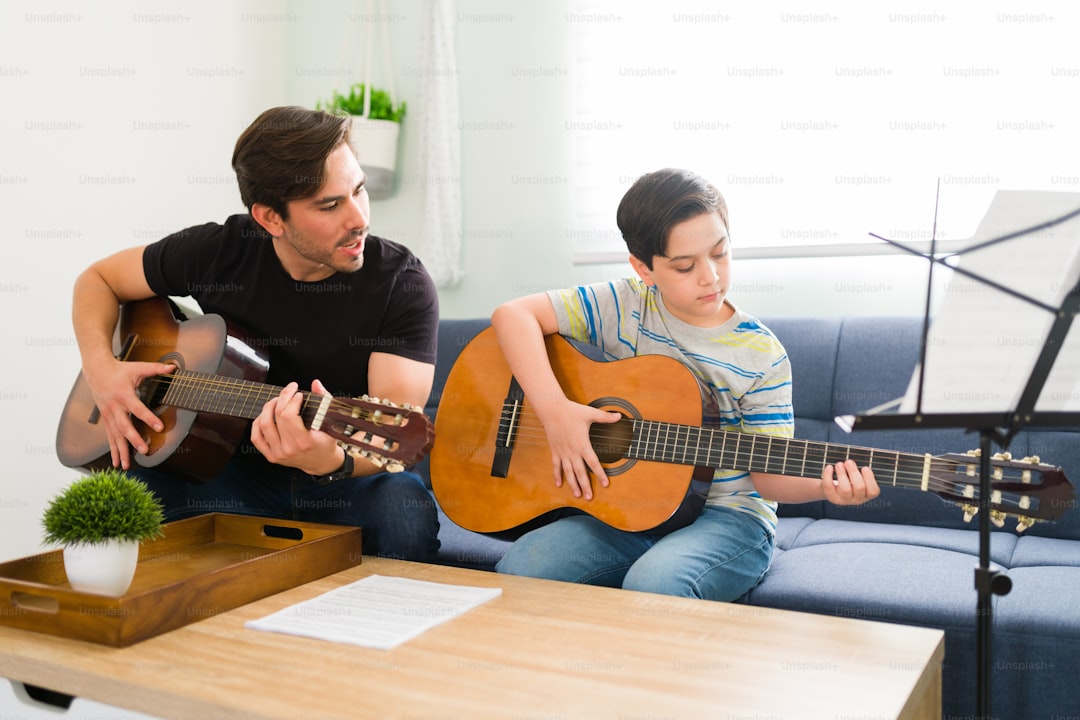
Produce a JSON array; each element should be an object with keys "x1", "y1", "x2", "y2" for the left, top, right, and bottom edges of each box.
[
  {"x1": 129, "y1": 453, "x2": 441, "y2": 562},
  {"x1": 495, "y1": 505, "x2": 774, "y2": 601}
]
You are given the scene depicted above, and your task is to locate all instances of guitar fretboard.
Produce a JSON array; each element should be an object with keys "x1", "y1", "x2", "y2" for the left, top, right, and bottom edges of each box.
[
  {"x1": 626, "y1": 419, "x2": 932, "y2": 491},
  {"x1": 153, "y1": 370, "x2": 326, "y2": 427}
]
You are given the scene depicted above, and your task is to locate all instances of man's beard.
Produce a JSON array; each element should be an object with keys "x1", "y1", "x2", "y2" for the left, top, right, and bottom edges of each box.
[{"x1": 283, "y1": 226, "x2": 366, "y2": 275}]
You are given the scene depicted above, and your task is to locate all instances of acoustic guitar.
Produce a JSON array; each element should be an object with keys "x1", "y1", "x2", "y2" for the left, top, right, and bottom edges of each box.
[
  {"x1": 56, "y1": 297, "x2": 434, "y2": 483},
  {"x1": 430, "y1": 327, "x2": 1073, "y2": 535}
]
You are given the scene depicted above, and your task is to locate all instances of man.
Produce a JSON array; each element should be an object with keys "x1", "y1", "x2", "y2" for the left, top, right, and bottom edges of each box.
[{"x1": 71, "y1": 106, "x2": 441, "y2": 561}]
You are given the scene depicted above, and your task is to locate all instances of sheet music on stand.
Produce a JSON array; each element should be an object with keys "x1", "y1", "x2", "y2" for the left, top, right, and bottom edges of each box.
[
  {"x1": 898, "y1": 190, "x2": 1080, "y2": 418},
  {"x1": 841, "y1": 188, "x2": 1080, "y2": 720}
]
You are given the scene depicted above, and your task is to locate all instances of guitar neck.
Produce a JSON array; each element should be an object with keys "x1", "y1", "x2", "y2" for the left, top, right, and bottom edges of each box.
[
  {"x1": 154, "y1": 370, "x2": 327, "y2": 427},
  {"x1": 628, "y1": 419, "x2": 930, "y2": 491}
]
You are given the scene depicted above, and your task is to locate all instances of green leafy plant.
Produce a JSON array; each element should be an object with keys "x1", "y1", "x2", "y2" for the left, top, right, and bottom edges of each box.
[
  {"x1": 42, "y1": 469, "x2": 165, "y2": 546},
  {"x1": 317, "y1": 83, "x2": 407, "y2": 123}
]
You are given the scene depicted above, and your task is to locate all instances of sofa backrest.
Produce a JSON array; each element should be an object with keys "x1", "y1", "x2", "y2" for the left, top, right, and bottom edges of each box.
[
  {"x1": 422, "y1": 317, "x2": 1080, "y2": 541},
  {"x1": 763, "y1": 315, "x2": 1080, "y2": 541}
]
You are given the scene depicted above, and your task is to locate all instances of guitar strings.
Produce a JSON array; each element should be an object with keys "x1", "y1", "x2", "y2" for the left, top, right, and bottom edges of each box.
[
  {"x1": 496, "y1": 411, "x2": 1037, "y2": 505},
  {"x1": 155, "y1": 372, "x2": 419, "y2": 419},
  {"x1": 156, "y1": 373, "x2": 1037, "y2": 515}
]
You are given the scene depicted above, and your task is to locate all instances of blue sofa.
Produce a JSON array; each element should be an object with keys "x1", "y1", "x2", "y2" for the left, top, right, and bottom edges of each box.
[{"x1": 417, "y1": 317, "x2": 1080, "y2": 720}]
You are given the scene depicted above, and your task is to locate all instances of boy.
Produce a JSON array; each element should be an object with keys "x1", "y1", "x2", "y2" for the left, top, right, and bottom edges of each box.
[{"x1": 491, "y1": 168, "x2": 879, "y2": 600}]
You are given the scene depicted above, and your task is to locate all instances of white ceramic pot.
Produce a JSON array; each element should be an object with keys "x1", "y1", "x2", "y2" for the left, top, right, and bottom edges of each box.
[
  {"x1": 62, "y1": 538, "x2": 140, "y2": 597},
  {"x1": 349, "y1": 116, "x2": 400, "y2": 199}
]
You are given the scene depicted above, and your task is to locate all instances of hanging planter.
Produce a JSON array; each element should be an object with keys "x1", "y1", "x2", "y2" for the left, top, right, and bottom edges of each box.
[
  {"x1": 318, "y1": 83, "x2": 406, "y2": 200},
  {"x1": 41, "y1": 469, "x2": 165, "y2": 597},
  {"x1": 350, "y1": 115, "x2": 401, "y2": 199},
  {"x1": 316, "y1": 3, "x2": 405, "y2": 200}
]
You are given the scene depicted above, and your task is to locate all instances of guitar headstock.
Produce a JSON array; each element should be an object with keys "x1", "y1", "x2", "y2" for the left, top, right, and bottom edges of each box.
[
  {"x1": 931, "y1": 451, "x2": 1075, "y2": 531},
  {"x1": 319, "y1": 395, "x2": 434, "y2": 472}
]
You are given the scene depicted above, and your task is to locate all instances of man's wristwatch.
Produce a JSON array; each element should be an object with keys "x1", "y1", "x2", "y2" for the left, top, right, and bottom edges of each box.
[{"x1": 311, "y1": 450, "x2": 354, "y2": 485}]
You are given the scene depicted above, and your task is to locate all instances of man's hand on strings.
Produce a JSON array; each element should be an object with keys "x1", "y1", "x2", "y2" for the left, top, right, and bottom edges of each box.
[
  {"x1": 252, "y1": 379, "x2": 343, "y2": 475},
  {"x1": 83, "y1": 357, "x2": 176, "y2": 470}
]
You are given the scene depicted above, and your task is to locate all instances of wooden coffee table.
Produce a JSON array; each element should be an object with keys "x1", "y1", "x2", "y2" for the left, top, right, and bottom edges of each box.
[{"x1": 0, "y1": 557, "x2": 942, "y2": 719}]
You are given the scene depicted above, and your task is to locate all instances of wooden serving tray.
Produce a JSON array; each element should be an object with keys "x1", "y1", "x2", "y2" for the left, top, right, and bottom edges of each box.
[{"x1": 0, "y1": 513, "x2": 362, "y2": 647}]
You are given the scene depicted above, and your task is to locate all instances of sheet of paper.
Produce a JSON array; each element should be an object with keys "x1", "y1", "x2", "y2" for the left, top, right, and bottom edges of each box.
[
  {"x1": 900, "y1": 190, "x2": 1080, "y2": 414},
  {"x1": 245, "y1": 574, "x2": 502, "y2": 650}
]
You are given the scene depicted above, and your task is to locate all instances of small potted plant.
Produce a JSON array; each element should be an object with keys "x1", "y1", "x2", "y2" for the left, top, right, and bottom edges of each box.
[
  {"x1": 317, "y1": 82, "x2": 407, "y2": 199},
  {"x1": 42, "y1": 468, "x2": 165, "y2": 597}
]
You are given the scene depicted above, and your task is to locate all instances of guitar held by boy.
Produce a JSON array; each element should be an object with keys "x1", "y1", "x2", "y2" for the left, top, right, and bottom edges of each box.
[{"x1": 430, "y1": 327, "x2": 1073, "y2": 535}]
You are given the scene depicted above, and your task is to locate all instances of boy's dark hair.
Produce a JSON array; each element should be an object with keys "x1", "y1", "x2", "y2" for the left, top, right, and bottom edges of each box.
[
  {"x1": 616, "y1": 168, "x2": 729, "y2": 269},
  {"x1": 232, "y1": 106, "x2": 352, "y2": 220}
]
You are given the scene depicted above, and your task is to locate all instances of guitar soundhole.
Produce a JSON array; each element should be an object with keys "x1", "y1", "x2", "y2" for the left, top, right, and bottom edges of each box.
[
  {"x1": 591, "y1": 417, "x2": 633, "y2": 462},
  {"x1": 141, "y1": 354, "x2": 184, "y2": 414},
  {"x1": 589, "y1": 397, "x2": 638, "y2": 475},
  {"x1": 140, "y1": 376, "x2": 170, "y2": 411}
]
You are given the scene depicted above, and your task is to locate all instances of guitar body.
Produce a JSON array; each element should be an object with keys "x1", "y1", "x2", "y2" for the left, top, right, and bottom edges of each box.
[
  {"x1": 430, "y1": 327, "x2": 713, "y2": 534},
  {"x1": 56, "y1": 298, "x2": 270, "y2": 483}
]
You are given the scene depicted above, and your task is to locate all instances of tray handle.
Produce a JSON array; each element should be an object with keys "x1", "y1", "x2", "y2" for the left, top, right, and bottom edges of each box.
[
  {"x1": 261, "y1": 524, "x2": 304, "y2": 541},
  {"x1": 9, "y1": 592, "x2": 60, "y2": 615}
]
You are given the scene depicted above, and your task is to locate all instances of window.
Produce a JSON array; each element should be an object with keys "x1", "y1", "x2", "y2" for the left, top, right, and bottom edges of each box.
[{"x1": 568, "y1": 3, "x2": 1080, "y2": 262}]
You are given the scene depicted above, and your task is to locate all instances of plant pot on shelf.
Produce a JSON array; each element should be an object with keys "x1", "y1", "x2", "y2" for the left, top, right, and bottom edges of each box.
[
  {"x1": 62, "y1": 538, "x2": 141, "y2": 596},
  {"x1": 350, "y1": 116, "x2": 400, "y2": 200}
]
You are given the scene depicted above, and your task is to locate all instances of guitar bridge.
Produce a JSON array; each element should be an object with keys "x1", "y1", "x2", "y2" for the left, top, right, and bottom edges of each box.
[{"x1": 491, "y1": 376, "x2": 525, "y2": 478}]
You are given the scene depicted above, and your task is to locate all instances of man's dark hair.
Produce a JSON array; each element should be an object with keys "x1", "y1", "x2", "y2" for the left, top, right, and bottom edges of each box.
[
  {"x1": 616, "y1": 168, "x2": 729, "y2": 269},
  {"x1": 231, "y1": 106, "x2": 352, "y2": 220}
]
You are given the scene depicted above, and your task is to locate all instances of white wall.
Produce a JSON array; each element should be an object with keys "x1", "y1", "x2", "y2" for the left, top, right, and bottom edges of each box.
[
  {"x1": 0, "y1": 0, "x2": 949, "y2": 562},
  {"x1": 1, "y1": 0, "x2": 293, "y2": 562}
]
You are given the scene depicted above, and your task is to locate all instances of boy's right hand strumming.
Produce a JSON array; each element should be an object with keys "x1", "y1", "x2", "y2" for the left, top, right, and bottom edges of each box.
[
  {"x1": 533, "y1": 397, "x2": 621, "y2": 501},
  {"x1": 490, "y1": 293, "x2": 621, "y2": 502}
]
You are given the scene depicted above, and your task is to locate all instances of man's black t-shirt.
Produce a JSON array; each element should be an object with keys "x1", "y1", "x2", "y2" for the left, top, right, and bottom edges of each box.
[{"x1": 141, "y1": 214, "x2": 438, "y2": 399}]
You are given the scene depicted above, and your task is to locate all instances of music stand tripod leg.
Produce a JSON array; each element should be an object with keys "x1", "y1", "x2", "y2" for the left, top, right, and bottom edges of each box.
[{"x1": 973, "y1": 430, "x2": 1014, "y2": 720}]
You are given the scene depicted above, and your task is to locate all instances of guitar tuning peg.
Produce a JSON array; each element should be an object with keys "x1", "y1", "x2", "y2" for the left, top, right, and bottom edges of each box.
[
  {"x1": 1020, "y1": 455, "x2": 1041, "y2": 465},
  {"x1": 992, "y1": 451, "x2": 1012, "y2": 461},
  {"x1": 990, "y1": 511, "x2": 1006, "y2": 528},
  {"x1": 963, "y1": 506, "x2": 978, "y2": 523},
  {"x1": 386, "y1": 461, "x2": 404, "y2": 473},
  {"x1": 360, "y1": 450, "x2": 386, "y2": 468},
  {"x1": 1015, "y1": 521, "x2": 1030, "y2": 533},
  {"x1": 965, "y1": 448, "x2": 981, "y2": 457}
]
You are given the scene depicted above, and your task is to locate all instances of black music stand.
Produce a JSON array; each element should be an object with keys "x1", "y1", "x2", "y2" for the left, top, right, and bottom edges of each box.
[{"x1": 836, "y1": 189, "x2": 1080, "y2": 720}]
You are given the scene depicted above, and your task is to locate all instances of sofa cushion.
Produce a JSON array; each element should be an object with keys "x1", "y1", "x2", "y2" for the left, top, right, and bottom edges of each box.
[
  {"x1": 773, "y1": 516, "x2": 815, "y2": 550},
  {"x1": 782, "y1": 518, "x2": 1018, "y2": 565},
  {"x1": 1009, "y1": 534, "x2": 1080, "y2": 568},
  {"x1": 746, "y1": 540, "x2": 995, "y2": 627}
]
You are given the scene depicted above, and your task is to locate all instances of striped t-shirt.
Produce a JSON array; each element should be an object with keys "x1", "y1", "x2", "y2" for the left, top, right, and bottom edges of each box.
[{"x1": 547, "y1": 277, "x2": 794, "y2": 533}]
